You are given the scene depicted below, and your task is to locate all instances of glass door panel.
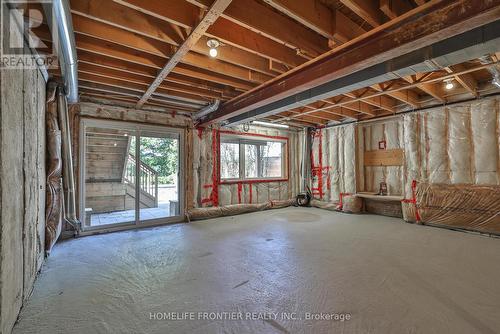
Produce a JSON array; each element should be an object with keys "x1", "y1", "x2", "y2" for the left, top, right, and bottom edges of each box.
[
  {"x1": 83, "y1": 126, "x2": 137, "y2": 228},
  {"x1": 81, "y1": 120, "x2": 184, "y2": 231},
  {"x1": 139, "y1": 131, "x2": 180, "y2": 222}
]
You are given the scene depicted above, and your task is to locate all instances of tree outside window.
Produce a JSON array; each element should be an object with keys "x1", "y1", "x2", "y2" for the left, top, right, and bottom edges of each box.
[{"x1": 220, "y1": 135, "x2": 286, "y2": 181}]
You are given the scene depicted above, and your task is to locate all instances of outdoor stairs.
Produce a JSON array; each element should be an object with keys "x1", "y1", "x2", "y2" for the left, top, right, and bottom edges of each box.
[{"x1": 85, "y1": 129, "x2": 158, "y2": 214}]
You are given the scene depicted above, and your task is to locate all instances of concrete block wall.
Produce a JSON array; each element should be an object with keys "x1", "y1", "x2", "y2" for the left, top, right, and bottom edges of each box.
[{"x1": 0, "y1": 10, "x2": 47, "y2": 333}]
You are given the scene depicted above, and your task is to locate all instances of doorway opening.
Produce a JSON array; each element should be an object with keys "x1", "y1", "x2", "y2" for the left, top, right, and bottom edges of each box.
[{"x1": 80, "y1": 119, "x2": 184, "y2": 232}]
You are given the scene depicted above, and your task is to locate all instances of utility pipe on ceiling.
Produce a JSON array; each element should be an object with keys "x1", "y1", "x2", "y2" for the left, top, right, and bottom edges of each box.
[
  {"x1": 194, "y1": 100, "x2": 221, "y2": 121},
  {"x1": 45, "y1": 0, "x2": 78, "y2": 103}
]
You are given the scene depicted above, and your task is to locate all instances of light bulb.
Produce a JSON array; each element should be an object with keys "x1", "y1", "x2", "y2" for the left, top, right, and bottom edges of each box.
[
  {"x1": 444, "y1": 80, "x2": 454, "y2": 90},
  {"x1": 207, "y1": 39, "x2": 220, "y2": 58},
  {"x1": 492, "y1": 75, "x2": 500, "y2": 88}
]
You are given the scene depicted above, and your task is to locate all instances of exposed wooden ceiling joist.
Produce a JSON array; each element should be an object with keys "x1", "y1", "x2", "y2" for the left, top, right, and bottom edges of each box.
[
  {"x1": 36, "y1": 0, "x2": 499, "y2": 128},
  {"x1": 310, "y1": 100, "x2": 358, "y2": 120},
  {"x1": 200, "y1": 0, "x2": 499, "y2": 125},
  {"x1": 340, "y1": 95, "x2": 380, "y2": 116},
  {"x1": 36, "y1": 26, "x2": 258, "y2": 93},
  {"x1": 76, "y1": 50, "x2": 241, "y2": 96},
  {"x1": 281, "y1": 110, "x2": 330, "y2": 125},
  {"x1": 78, "y1": 62, "x2": 230, "y2": 100},
  {"x1": 136, "y1": 0, "x2": 234, "y2": 108},
  {"x1": 339, "y1": 0, "x2": 383, "y2": 27},
  {"x1": 445, "y1": 64, "x2": 479, "y2": 97},
  {"x1": 264, "y1": 115, "x2": 318, "y2": 128},
  {"x1": 76, "y1": 80, "x2": 202, "y2": 111},
  {"x1": 183, "y1": 0, "x2": 330, "y2": 57},
  {"x1": 109, "y1": 0, "x2": 307, "y2": 67},
  {"x1": 73, "y1": 34, "x2": 258, "y2": 91},
  {"x1": 70, "y1": 24, "x2": 271, "y2": 85},
  {"x1": 346, "y1": 89, "x2": 397, "y2": 113},
  {"x1": 332, "y1": 10, "x2": 368, "y2": 44},
  {"x1": 261, "y1": 0, "x2": 335, "y2": 41},
  {"x1": 291, "y1": 108, "x2": 337, "y2": 121},
  {"x1": 379, "y1": 0, "x2": 414, "y2": 20},
  {"x1": 79, "y1": 90, "x2": 200, "y2": 113},
  {"x1": 402, "y1": 75, "x2": 446, "y2": 103},
  {"x1": 270, "y1": 61, "x2": 498, "y2": 124},
  {"x1": 78, "y1": 72, "x2": 210, "y2": 104},
  {"x1": 77, "y1": 73, "x2": 209, "y2": 106},
  {"x1": 371, "y1": 83, "x2": 420, "y2": 108},
  {"x1": 302, "y1": 103, "x2": 345, "y2": 121},
  {"x1": 72, "y1": 12, "x2": 280, "y2": 77}
]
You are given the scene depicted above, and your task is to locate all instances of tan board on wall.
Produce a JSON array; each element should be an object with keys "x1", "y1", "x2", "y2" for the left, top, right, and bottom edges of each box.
[{"x1": 364, "y1": 149, "x2": 404, "y2": 166}]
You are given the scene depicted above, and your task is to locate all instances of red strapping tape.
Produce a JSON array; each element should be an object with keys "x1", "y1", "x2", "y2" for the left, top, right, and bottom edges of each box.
[{"x1": 237, "y1": 183, "x2": 242, "y2": 204}]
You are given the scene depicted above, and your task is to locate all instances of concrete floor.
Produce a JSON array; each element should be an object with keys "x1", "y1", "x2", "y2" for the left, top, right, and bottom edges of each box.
[
  {"x1": 90, "y1": 204, "x2": 171, "y2": 226},
  {"x1": 13, "y1": 208, "x2": 500, "y2": 334},
  {"x1": 89, "y1": 185, "x2": 178, "y2": 226}
]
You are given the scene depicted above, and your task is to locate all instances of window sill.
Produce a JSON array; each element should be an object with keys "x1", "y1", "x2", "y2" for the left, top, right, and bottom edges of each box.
[{"x1": 219, "y1": 178, "x2": 288, "y2": 184}]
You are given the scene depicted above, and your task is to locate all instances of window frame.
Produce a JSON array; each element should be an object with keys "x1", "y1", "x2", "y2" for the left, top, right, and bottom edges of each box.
[{"x1": 218, "y1": 130, "x2": 289, "y2": 184}]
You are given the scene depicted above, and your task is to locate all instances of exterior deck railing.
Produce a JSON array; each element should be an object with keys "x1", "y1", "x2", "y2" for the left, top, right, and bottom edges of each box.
[{"x1": 124, "y1": 154, "x2": 158, "y2": 205}]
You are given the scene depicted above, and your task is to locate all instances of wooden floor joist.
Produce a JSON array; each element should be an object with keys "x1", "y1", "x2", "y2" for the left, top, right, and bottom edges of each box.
[
  {"x1": 270, "y1": 62, "x2": 499, "y2": 124},
  {"x1": 113, "y1": 0, "x2": 307, "y2": 67},
  {"x1": 31, "y1": 0, "x2": 500, "y2": 126},
  {"x1": 136, "y1": 0, "x2": 233, "y2": 108},
  {"x1": 198, "y1": 0, "x2": 500, "y2": 126}
]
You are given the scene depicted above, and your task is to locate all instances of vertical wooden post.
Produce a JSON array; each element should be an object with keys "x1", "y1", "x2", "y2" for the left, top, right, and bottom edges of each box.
[{"x1": 155, "y1": 174, "x2": 159, "y2": 207}]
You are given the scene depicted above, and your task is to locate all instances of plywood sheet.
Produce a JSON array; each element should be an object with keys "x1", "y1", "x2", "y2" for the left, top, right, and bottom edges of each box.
[{"x1": 364, "y1": 149, "x2": 404, "y2": 166}]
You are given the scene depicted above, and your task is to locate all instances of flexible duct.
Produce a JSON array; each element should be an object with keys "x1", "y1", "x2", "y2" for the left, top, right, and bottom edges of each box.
[
  {"x1": 57, "y1": 87, "x2": 80, "y2": 229},
  {"x1": 301, "y1": 128, "x2": 312, "y2": 192},
  {"x1": 195, "y1": 100, "x2": 221, "y2": 121},
  {"x1": 479, "y1": 55, "x2": 500, "y2": 87}
]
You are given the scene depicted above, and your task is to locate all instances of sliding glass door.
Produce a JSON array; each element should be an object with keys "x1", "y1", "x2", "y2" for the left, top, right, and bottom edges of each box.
[
  {"x1": 80, "y1": 120, "x2": 183, "y2": 232},
  {"x1": 139, "y1": 130, "x2": 180, "y2": 222}
]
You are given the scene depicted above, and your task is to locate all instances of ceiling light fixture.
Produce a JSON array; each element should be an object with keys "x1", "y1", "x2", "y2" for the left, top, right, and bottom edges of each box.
[
  {"x1": 492, "y1": 75, "x2": 500, "y2": 88},
  {"x1": 253, "y1": 120, "x2": 289, "y2": 129},
  {"x1": 207, "y1": 39, "x2": 220, "y2": 58},
  {"x1": 444, "y1": 79, "x2": 454, "y2": 90}
]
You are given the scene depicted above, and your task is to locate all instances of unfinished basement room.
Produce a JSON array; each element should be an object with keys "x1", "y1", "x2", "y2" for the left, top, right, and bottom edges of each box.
[{"x1": 2, "y1": 0, "x2": 500, "y2": 333}]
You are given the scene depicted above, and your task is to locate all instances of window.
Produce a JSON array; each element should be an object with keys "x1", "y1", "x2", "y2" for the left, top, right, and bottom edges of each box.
[
  {"x1": 220, "y1": 134, "x2": 287, "y2": 181},
  {"x1": 220, "y1": 142, "x2": 240, "y2": 179}
]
